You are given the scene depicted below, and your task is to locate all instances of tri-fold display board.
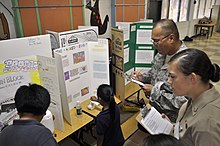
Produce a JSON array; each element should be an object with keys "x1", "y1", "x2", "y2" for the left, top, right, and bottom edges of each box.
[
  {"x1": 47, "y1": 27, "x2": 109, "y2": 124},
  {"x1": 54, "y1": 39, "x2": 109, "y2": 124},
  {"x1": 0, "y1": 34, "x2": 64, "y2": 131},
  {"x1": 46, "y1": 27, "x2": 98, "y2": 52},
  {"x1": 112, "y1": 21, "x2": 156, "y2": 101}
]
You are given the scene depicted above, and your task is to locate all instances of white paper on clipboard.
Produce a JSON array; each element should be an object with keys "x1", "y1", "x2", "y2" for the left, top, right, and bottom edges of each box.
[{"x1": 124, "y1": 73, "x2": 145, "y2": 87}]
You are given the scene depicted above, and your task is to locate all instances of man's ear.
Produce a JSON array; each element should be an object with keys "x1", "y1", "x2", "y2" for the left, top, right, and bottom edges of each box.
[{"x1": 169, "y1": 34, "x2": 175, "y2": 43}]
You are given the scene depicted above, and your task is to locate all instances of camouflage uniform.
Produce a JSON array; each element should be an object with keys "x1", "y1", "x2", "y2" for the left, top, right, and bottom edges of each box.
[{"x1": 142, "y1": 42, "x2": 188, "y2": 122}]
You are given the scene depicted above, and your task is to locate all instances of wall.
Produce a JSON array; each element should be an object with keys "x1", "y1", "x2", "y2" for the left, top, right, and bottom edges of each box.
[
  {"x1": 176, "y1": 19, "x2": 200, "y2": 40},
  {"x1": 115, "y1": 0, "x2": 145, "y2": 22},
  {"x1": 14, "y1": 0, "x2": 84, "y2": 37},
  {"x1": 0, "y1": 0, "x2": 16, "y2": 38},
  {"x1": 216, "y1": 0, "x2": 220, "y2": 5},
  {"x1": 176, "y1": 21, "x2": 189, "y2": 40}
]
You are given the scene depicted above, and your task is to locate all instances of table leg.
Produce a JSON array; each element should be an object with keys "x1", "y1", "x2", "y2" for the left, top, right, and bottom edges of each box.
[
  {"x1": 211, "y1": 26, "x2": 214, "y2": 37},
  {"x1": 207, "y1": 27, "x2": 210, "y2": 39},
  {"x1": 195, "y1": 26, "x2": 198, "y2": 36},
  {"x1": 199, "y1": 26, "x2": 202, "y2": 35}
]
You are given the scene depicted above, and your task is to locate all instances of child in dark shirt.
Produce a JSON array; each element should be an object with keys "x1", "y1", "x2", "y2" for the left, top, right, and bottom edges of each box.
[
  {"x1": 91, "y1": 84, "x2": 124, "y2": 146},
  {"x1": 0, "y1": 84, "x2": 58, "y2": 146}
]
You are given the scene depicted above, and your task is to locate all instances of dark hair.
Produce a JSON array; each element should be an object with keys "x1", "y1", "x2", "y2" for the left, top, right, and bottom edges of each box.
[
  {"x1": 154, "y1": 19, "x2": 179, "y2": 40},
  {"x1": 14, "y1": 84, "x2": 50, "y2": 115},
  {"x1": 97, "y1": 84, "x2": 116, "y2": 121},
  {"x1": 142, "y1": 134, "x2": 183, "y2": 146},
  {"x1": 168, "y1": 48, "x2": 220, "y2": 83}
]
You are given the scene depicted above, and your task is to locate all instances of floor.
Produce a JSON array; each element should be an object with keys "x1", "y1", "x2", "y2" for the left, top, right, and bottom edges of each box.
[{"x1": 123, "y1": 31, "x2": 220, "y2": 146}]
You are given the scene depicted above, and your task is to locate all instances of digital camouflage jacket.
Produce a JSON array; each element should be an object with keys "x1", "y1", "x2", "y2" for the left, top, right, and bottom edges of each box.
[{"x1": 142, "y1": 42, "x2": 188, "y2": 122}]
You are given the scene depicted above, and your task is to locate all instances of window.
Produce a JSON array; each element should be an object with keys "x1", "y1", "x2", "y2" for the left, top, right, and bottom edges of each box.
[{"x1": 162, "y1": 0, "x2": 218, "y2": 22}]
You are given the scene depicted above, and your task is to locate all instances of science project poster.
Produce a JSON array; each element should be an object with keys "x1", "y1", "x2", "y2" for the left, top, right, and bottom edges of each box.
[{"x1": 0, "y1": 55, "x2": 64, "y2": 131}]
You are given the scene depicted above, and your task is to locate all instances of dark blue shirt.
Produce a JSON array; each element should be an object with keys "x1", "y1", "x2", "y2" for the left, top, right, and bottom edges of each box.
[
  {"x1": 96, "y1": 105, "x2": 124, "y2": 146},
  {"x1": 0, "y1": 119, "x2": 58, "y2": 146}
]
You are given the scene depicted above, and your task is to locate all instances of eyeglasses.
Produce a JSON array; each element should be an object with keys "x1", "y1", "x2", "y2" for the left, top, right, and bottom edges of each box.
[{"x1": 151, "y1": 33, "x2": 172, "y2": 45}]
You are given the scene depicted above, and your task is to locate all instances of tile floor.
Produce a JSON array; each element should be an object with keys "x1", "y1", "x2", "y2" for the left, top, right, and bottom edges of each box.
[{"x1": 123, "y1": 31, "x2": 220, "y2": 146}]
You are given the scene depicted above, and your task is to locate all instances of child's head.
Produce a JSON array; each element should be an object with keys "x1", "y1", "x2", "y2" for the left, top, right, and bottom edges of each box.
[
  {"x1": 141, "y1": 134, "x2": 183, "y2": 146},
  {"x1": 97, "y1": 84, "x2": 116, "y2": 120},
  {"x1": 97, "y1": 84, "x2": 114, "y2": 104},
  {"x1": 14, "y1": 84, "x2": 50, "y2": 118}
]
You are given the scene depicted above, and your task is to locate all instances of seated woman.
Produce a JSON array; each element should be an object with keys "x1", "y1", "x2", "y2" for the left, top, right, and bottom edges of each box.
[{"x1": 167, "y1": 48, "x2": 220, "y2": 146}]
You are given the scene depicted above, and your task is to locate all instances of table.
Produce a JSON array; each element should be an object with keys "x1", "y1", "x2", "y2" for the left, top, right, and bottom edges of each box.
[
  {"x1": 81, "y1": 96, "x2": 121, "y2": 117},
  {"x1": 81, "y1": 83, "x2": 141, "y2": 118},
  {"x1": 54, "y1": 83, "x2": 141, "y2": 143},
  {"x1": 81, "y1": 84, "x2": 141, "y2": 141},
  {"x1": 54, "y1": 108, "x2": 93, "y2": 142},
  {"x1": 121, "y1": 112, "x2": 139, "y2": 140},
  {"x1": 194, "y1": 23, "x2": 215, "y2": 39},
  {"x1": 125, "y1": 82, "x2": 142, "y2": 100}
]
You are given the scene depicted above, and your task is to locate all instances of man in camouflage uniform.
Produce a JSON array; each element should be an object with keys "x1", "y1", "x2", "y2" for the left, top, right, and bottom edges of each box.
[{"x1": 132, "y1": 19, "x2": 188, "y2": 122}]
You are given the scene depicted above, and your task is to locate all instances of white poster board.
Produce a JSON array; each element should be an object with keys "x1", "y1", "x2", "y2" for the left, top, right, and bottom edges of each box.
[
  {"x1": 135, "y1": 50, "x2": 154, "y2": 64},
  {"x1": 58, "y1": 28, "x2": 98, "y2": 48},
  {"x1": 0, "y1": 34, "x2": 52, "y2": 62},
  {"x1": 88, "y1": 39, "x2": 110, "y2": 96},
  {"x1": 136, "y1": 29, "x2": 152, "y2": 45},
  {"x1": 0, "y1": 55, "x2": 64, "y2": 131},
  {"x1": 54, "y1": 43, "x2": 90, "y2": 124},
  {"x1": 78, "y1": 26, "x2": 99, "y2": 35},
  {"x1": 37, "y1": 56, "x2": 64, "y2": 131},
  {"x1": 116, "y1": 22, "x2": 131, "y2": 41},
  {"x1": 54, "y1": 39, "x2": 109, "y2": 124}
]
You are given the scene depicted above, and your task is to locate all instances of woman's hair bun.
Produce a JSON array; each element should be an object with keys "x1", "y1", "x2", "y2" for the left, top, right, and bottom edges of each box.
[{"x1": 209, "y1": 63, "x2": 220, "y2": 82}]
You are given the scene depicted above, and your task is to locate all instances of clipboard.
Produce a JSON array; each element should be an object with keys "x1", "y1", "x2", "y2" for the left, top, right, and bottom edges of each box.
[{"x1": 124, "y1": 73, "x2": 145, "y2": 87}]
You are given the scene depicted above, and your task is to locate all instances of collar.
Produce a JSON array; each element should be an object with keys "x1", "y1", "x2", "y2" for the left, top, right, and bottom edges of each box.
[
  {"x1": 191, "y1": 85, "x2": 220, "y2": 116},
  {"x1": 13, "y1": 119, "x2": 43, "y2": 127}
]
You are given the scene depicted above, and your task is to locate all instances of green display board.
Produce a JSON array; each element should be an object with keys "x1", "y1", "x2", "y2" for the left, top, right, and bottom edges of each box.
[{"x1": 129, "y1": 22, "x2": 156, "y2": 72}]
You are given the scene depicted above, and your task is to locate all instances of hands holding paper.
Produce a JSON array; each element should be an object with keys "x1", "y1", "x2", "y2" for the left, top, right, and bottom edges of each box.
[{"x1": 130, "y1": 71, "x2": 153, "y2": 96}]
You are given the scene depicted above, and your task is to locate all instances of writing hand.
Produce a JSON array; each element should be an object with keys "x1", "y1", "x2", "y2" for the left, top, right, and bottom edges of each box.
[{"x1": 130, "y1": 71, "x2": 143, "y2": 81}]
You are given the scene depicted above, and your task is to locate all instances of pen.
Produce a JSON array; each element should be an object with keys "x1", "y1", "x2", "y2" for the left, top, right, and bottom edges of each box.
[
  {"x1": 185, "y1": 120, "x2": 188, "y2": 129},
  {"x1": 134, "y1": 69, "x2": 143, "y2": 77},
  {"x1": 137, "y1": 69, "x2": 143, "y2": 74}
]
